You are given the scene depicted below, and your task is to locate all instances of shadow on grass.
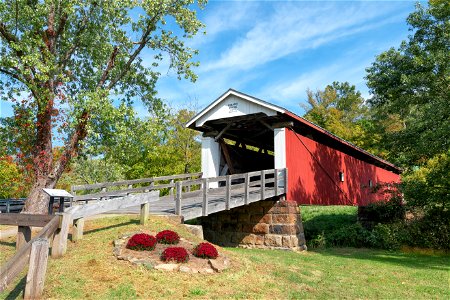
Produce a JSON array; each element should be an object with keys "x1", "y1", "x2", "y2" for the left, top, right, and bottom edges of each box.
[
  {"x1": 302, "y1": 212, "x2": 357, "y2": 242},
  {"x1": 0, "y1": 240, "x2": 15, "y2": 247},
  {"x1": 310, "y1": 248, "x2": 450, "y2": 271},
  {"x1": 4, "y1": 276, "x2": 25, "y2": 300},
  {"x1": 83, "y1": 219, "x2": 139, "y2": 236}
]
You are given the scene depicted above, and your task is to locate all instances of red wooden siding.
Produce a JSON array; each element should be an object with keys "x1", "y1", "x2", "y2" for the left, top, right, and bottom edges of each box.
[{"x1": 285, "y1": 129, "x2": 400, "y2": 206}]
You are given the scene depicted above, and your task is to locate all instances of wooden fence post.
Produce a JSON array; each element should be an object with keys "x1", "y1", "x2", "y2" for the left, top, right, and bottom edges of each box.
[
  {"x1": 261, "y1": 170, "x2": 266, "y2": 200},
  {"x1": 24, "y1": 238, "x2": 49, "y2": 300},
  {"x1": 140, "y1": 202, "x2": 149, "y2": 225},
  {"x1": 175, "y1": 181, "x2": 182, "y2": 215},
  {"x1": 51, "y1": 213, "x2": 71, "y2": 258},
  {"x1": 202, "y1": 178, "x2": 209, "y2": 216},
  {"x1": 16, "y1": 226, "x2": 31, "y2": 250},
  {"x1": 284, "y1": 168, "x2": 288, "y2": 196},
  {"x1": 244, "y1": 173, "x2": 249, "y2": 205},
  {"x1": 274, "y1": 168, "x2": 279, "y2": 196},
  {"x1": 72, "y1": 218, "x2": 85, "y2": 241},
  {"x1": 226, "y1": 175, "x2": 231, "y2": 210},
  {"x1": 169, "y1": 179, "x2": 174, "y2": 197}
]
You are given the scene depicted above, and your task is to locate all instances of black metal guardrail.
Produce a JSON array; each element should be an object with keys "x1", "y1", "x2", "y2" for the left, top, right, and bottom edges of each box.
[{"x1": 0, "y1": 198, "x2": 26, "y2": 213}]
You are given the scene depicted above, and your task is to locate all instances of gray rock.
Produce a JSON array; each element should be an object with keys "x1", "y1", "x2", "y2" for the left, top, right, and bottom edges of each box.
[
  {"x1": 154, "y1": 264, "x2": 179, "y2": 271},
  {"x1": 183, "y1": 224, "x2": 204, "y2": 240},
  {"x1": 209, "y1": 258, "x2": 229, "y2": 273},
  {"x1": 179, "y1": 266, "x2": 191, "y2": 273}
]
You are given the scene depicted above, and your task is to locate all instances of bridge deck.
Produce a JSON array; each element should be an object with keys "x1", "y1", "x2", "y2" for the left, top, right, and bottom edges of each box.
[{"x1": 115, "y1": 185, "x2": 285, "y2": 221}]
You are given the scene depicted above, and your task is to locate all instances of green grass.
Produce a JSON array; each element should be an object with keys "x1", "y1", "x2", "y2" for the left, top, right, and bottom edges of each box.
[
  {"x1": 301, "y1": 205, "x2": 358, "y2": 247},
  {"x1": 0, "y1": 215, "x2": 448, "y2": 299}
]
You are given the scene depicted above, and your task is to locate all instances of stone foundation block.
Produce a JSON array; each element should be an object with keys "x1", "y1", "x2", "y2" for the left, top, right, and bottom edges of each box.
[
  {"x1": 272, "y1": 214, "x2": 297, "y2": 224},
  {"x1": 241, "y1": 234, "x2": 256, "y2": 245},
  {"x1": 250, "y1": 214, "x2": 272, "y2": 224},
  {"x1": 270, "y1": 224, "x2": 297, "y2": 235},
  {"x1": 264, "y1": 234, "x2": 282, "y2": 247},
  {"x1": 282, "y1": 236, "x2": 292, "y2": 248},
  {"x1": 254, "y1": 234, "x2": 265, "y2": 245},
  {"x1": 252, "y1": 223, "x2": 269, "y2": 234}
]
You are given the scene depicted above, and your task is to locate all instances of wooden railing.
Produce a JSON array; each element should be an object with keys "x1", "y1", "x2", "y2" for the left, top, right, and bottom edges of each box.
[
  {"x1": 0, "y1": 191, "x2": 160, "y2": 298},
  {"x1": 175, "y1": 168, "x2": 287, "y2": 220},
  {"x1": 66, "y1": 191, "x2": 159, "y2": 241},
  {"x1": 0, "y1": 214, "x2": 62, "y2": 298},
  {"x1": 71, "y1": 172, "x2": 202, "y2": 203}
]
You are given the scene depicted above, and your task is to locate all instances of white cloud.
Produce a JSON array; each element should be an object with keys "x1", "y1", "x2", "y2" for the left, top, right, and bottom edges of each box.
[{"x1": 202, "y1": 2, "x2": 402, "y2": 72}]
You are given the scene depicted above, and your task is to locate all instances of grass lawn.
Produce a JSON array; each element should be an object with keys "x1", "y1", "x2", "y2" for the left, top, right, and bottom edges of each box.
[{"x1": 0, "y1": 215, "x2": 448, "y2": 299}]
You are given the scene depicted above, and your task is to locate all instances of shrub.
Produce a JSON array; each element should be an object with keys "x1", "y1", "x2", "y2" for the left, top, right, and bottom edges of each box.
[
  {"x1": 161, "y1": 247, "x2": 189, "y2": 263},
  {"x1": 193, "y1": 242, "x2": 219, "y2": 259},
  {"x1": 126, "y1": 233, "x2": 157, "y2": 251},
  {"x1": 156, "y1": 230, "x2": 180, "y2": 244}
]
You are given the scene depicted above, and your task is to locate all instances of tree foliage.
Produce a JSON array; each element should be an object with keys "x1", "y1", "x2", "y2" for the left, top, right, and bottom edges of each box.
[
  {"x1": 0, "y1": 0, "x2": 205, "y2": 212},
  {"x1": 302, "y1": 81, "x2": 385, "y2": 156},
  {"x1": 366, "y1": 1, "x2": 449, "y2": 212},
  {"x1": 366, "y1": 1, "x2": 449, "y2": 166}
]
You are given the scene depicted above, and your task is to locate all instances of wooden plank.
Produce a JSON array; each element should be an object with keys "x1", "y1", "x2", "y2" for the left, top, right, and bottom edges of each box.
[
  {"x1": 226, "y1": 176, "x2": 231, "y2": 210},
  {"x1": 72, "y1": 218, "x2": 85, "y2": 241},
  {"x1": 68, "y1": 191, "x2": 159, "y2": 219},
  {"x1": 24, "y1": 238, "x2": 49, "y2": 300},
  {"x1": 0, "y1": 216, "x2": 59, "y2": 293},
  {"x1": 274, "y1": 168, "x2": 279, "y2": 195},
  {"x1": 219, "y1": 140, "x2": 235, "y2": 174},
  {"x1": 202, "y1": 178, "x2": 209, "y2": 216},
  {"x1": 71, "y1": 172, "x2": 202, "y2": 191},
  {"x1": 244, "y1": 173, "x2": 249, "y2": 205},
  {"x1": 51, "y1": 213, "x2": 72, "y2": 258},
  {"x1": 284, "y1": 168, "x2": 288, "y2": 196},
  {"x1": 140, "y1": 202, "x2": 149, "y2": 225},
  {"x1": 0, "y1": 213, "x2": 54, "y2": 227},
  {"x1": 261, "y1": 170, "x2": 266, "y2": 200},
  {"x1": 175, "y1": 182, "x2": 182, "y2": 215},
  {"x1": 16, "y1": 226, "x2": 32, "y2": 250}
]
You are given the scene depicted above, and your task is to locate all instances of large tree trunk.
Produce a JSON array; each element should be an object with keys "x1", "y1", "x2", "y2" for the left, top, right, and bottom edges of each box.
[
  {"x1": 22, "y1": 177, "x2": 57, "y2": 214},
  {"x1": 22, "y1": 108, "x2": 89, "y2": 214}
]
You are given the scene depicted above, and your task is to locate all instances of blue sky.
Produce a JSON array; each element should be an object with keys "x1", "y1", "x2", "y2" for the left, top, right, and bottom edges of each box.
[
  {"x1": 153, "y1": 0, "x2": 420, "y2": 116},
  {"x1": 0, "y1": 0, "x2": 422, "y2": 119}
]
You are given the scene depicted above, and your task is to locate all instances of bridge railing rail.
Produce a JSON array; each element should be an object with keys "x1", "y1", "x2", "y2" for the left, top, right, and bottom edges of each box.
[
  {"x1": 71, "y1": 172, "x2": 202, "y2": 203},
  {"x1": 175, "y1": 168, "x2": 287, "y2": 217}
]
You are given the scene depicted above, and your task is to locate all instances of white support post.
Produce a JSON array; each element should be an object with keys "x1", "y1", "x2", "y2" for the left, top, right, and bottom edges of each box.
[
  {"x1": 201, "y1": 136, "x2": 220, "y2": 188},
  {"x1": 274, "y1": 128, "x2": 287, "y2": 170}
]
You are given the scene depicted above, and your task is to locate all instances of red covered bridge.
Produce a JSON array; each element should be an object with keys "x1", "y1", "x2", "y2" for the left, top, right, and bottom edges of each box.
[{"x1": 187, "y1": 89, "x2": 401, "y2": 207}]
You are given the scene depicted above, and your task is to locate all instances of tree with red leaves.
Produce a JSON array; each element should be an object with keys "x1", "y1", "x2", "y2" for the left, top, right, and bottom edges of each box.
[{"x1": 0, "y1": 0, "x2": 205, "y2": 213}]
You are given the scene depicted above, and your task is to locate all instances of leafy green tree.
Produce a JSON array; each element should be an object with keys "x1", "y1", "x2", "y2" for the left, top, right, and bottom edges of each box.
[
  {"x1": 0, "y1": 0, "x2": 205, "y2": 213},
  {"x1": 302, "y1": 82, "x2": 385, "y2": 156},
  {"x1": 366, "y1": 1, "x2": 449, "y2": 212},
  {"x1": 366, "y1": 1, "x2": 449, "y2": 166}
]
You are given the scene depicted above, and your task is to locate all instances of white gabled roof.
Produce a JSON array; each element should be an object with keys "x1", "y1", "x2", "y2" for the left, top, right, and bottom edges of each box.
[{"x1": 186, "y1": 89, "x2": 285, "y2": 128}]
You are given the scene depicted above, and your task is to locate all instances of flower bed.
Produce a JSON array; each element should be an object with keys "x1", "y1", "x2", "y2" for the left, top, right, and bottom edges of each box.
[
  {"x1": 156, "y1": 230, "x2": 180, "y2": 244},
  {"x1": 126, "y1": 233, "x2": 157, "y2": 251},
  {"x1": 114, "y1": 229, "x2": 230, "y2": 273},
  {"x1": 193, "y1": 242, "x2": 219, "y2": 259}
]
